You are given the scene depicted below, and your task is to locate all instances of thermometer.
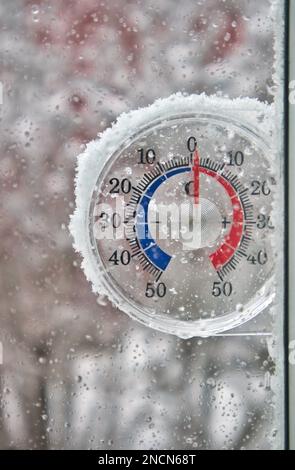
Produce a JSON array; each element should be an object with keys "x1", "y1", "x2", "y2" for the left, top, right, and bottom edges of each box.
[{"x1": 70, "y1": 93, "x2": 280, "y2": 338}]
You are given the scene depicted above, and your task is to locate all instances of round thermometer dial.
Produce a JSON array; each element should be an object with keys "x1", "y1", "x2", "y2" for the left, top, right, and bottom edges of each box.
[{"x1": 71, "y1": 95, "x2": 276, "y2": 338}]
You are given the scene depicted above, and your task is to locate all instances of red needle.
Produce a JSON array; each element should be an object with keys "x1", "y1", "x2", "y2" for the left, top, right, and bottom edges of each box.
[{"x1": 193, "y1": 149, "x2": 200, "y2": 205}]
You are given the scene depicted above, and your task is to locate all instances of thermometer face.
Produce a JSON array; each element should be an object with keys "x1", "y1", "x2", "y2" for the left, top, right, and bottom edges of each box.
[{"x1": 87, "y1": 112, "x2": 275, "y2": 337}]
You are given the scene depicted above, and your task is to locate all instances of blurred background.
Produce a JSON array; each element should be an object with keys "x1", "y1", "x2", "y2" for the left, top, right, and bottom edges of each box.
[{"x1": 0, "y1": 0, "x2": 284, "y2": 449}]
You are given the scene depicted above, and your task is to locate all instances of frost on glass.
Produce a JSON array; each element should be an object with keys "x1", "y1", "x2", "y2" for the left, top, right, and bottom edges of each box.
[{"x1": 0, "y1": 0, "x2": 286, "y2": 450}]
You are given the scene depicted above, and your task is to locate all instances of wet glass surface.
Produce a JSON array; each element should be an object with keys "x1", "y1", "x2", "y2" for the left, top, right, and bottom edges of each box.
[{"x1": 0, "y1": 0, "x2": 286, "y2": 449}]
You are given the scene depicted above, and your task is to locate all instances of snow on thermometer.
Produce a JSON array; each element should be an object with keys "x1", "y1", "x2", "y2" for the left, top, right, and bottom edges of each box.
[{"x1": 70, "y1": 93, "x2": 278, "y2": 338}]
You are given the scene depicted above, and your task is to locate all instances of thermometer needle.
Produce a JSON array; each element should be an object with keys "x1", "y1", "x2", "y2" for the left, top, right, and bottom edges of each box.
[{"x1": 193, "y1": 149, "x2": 200, "y2": 205}]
